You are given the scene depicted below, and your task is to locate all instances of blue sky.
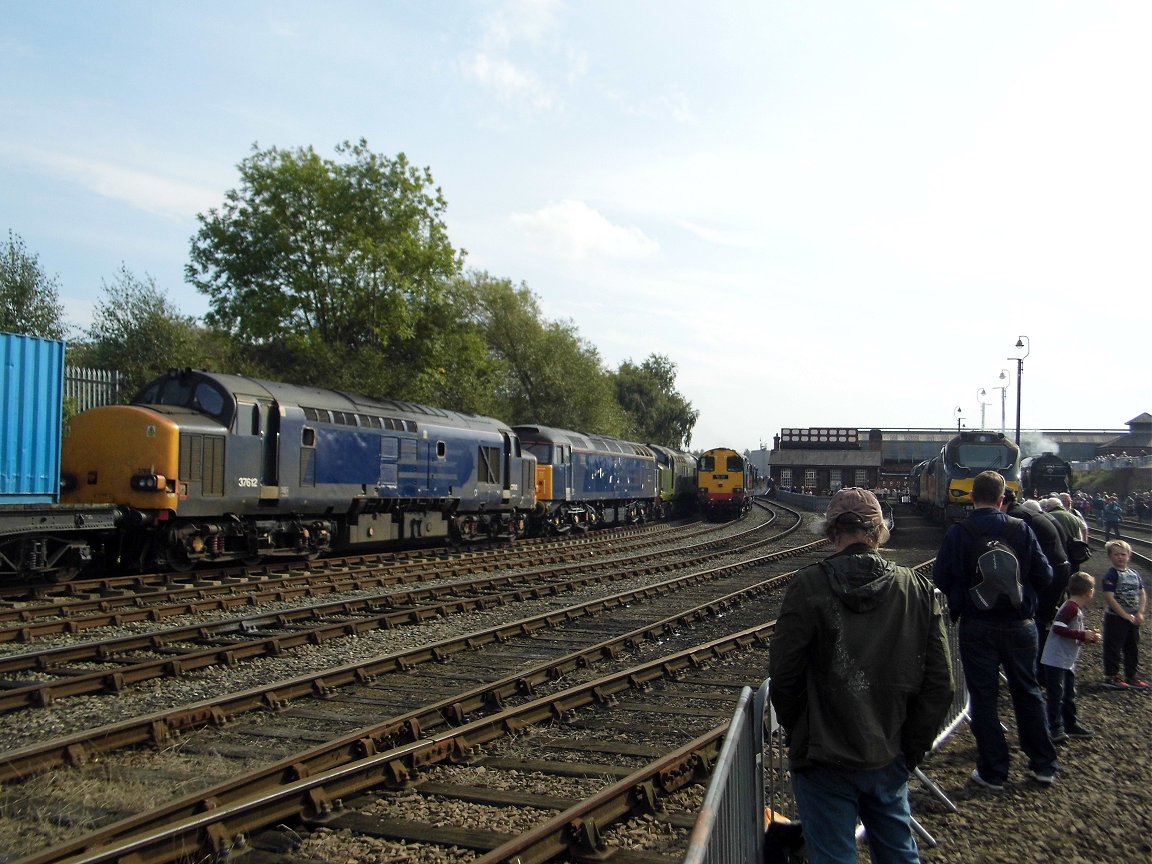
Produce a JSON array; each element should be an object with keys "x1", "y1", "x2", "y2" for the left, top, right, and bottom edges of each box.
[{"x1": 2, "y1": 1, "x2": 1148, "y2": 453}]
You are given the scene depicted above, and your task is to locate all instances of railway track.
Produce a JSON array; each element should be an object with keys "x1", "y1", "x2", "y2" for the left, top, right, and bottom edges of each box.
[
  {"x1": 0, "y1": 500, "x2": 834, "y2": 863},
  {"x1": 0, "y1": 519, "x2": 710, "y2": 608},
  {"x1": 1085, "y1": 520, "x2": 1152, "y2": 567},
  {"x1": 0, "y1": 509, "x2": 793, "y2": 715},
  {"x1": 13, "y1": 612, "x2": 791, "y2": 864}
]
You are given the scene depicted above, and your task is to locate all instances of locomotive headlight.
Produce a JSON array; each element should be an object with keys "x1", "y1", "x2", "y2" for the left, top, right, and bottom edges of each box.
[{"x1": 131, "y1": 473, "x2": 168, "y2": 492}]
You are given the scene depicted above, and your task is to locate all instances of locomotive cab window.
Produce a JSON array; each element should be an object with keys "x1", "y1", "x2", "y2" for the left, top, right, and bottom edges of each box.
[
  {"x1": 302, "y1": 427, "x2": 316, "y2": 447},
  {"x1": 700, "y1": 455, "x2": 715, "y2": 472},
  {"x1": 136, "y1": 374, "x2": 232, "y2": 427},
  {"x1": 236, "y1": 402, "x2": 260, "y2": 436},
  {"x1": 436, "y1": 441, "x2": 446, "y2": 459},
  {"x1": 726, "y1": 456, "x2": 743, "y2": 472},
  {"x1": 956, "y1": 444, "x2": 1013, "y2": 470},
  {"x1": 523, "y1": 442, "x2": 553, "y2": 464}
]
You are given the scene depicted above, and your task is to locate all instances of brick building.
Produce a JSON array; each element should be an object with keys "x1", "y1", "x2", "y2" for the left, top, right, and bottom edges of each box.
[{"x1": 763, "y1": 423, "x2": 1139, "y2": 496}]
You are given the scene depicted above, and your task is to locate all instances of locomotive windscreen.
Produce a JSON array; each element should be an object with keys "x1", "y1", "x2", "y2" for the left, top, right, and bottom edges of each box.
[{"x1": 955, "y1": 443, "x2": 1015, "y2": 470}]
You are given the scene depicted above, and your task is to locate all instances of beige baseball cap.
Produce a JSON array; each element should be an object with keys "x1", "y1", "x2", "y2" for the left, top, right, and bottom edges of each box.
[{"x1": 825, "y1": 487, "x2": 884, "y2": 526}]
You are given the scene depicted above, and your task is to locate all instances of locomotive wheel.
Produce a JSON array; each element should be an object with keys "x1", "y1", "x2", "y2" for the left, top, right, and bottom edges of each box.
[
  {"x1": 161, "y1": 545, "x2": 195, "y2": 572},
  {"x1": 43, "y1": 564, "x2": 82, "y2": 584}
]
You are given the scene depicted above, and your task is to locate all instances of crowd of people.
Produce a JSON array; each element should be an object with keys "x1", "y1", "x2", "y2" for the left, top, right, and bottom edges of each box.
[
  {"x1": 766, "y1": 479, "x2": 1147, "y2": 864},
  {"x1": 1065, "y1": 489, "x2": 1152, "y2": 527}
]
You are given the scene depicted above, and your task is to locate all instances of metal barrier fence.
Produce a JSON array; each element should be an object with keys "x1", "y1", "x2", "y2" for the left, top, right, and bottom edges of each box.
[
  {"x1": 682, "y1": 680, "x2": 767, "y2": 864},
  {"x1": 683, "y1": 616, "x2": 970, "y2": 861},
  {"x1": 64, "y1": 366, "x2": 121, "y2": 413}
]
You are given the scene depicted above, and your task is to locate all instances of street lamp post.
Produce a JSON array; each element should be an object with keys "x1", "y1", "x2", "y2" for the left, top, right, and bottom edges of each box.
[
  {"x1": 954, "y1": 405, "x2": 963, "y2": 433},
  {"x1": 976, "y1": 388, "x2": 989, "y2": 430},
  {"x1": 994, "y1": 369, "x2": 1010, "y2": 435},
  {"x1": 1010, "y1": 336, "x2": 1030, "y2": 446}
]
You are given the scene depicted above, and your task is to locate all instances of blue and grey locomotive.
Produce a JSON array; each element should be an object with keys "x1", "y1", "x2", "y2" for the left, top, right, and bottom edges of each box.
[
  {"x1": 512, "y1": 425, "x2": 660, "y2": 533},
  {"x1": 61, "y1": 368, "x2": 536, "y2": 569}
]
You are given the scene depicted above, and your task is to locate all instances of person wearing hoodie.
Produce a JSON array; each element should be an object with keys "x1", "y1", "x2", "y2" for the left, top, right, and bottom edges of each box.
[{"x1": 769, "y1": 488, "x2": 954, "y2": 864}]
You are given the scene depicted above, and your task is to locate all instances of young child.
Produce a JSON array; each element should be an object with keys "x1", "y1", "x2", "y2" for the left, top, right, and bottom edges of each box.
[
  {"x1": 1040, "y1": 571, "x2": 1101, "y2": 742},
  {"x1": 1101, "y1": 540, "x2": 1148, "y2": 690}
]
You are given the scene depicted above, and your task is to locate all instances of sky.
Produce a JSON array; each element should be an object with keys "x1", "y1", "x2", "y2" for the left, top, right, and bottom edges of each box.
[{"x1": 2, "y1": 1, "x2": 1149, "y2": 454}]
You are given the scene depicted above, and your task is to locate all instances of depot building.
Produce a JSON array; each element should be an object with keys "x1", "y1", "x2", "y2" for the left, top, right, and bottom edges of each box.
[{"x1": 748, "y1": 414, "x2": 1151, "y2": 496}]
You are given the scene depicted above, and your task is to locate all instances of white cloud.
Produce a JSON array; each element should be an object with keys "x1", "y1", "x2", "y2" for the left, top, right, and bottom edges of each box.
[
  {"x1": 464, "y1": 52, "x2": 555, "y2": 110},
  {"x1": 480, "y1": 0, "x2": 561, "y2": 49},
  {"x1": 8, "y1": 147, "x2": 219, "y2": 220},
  {"x1": 510, "y1": 200, "x2": 660, "y2": 261},
  {"x1": 674, "y1": 218, "x2": 764, "y2": 250}
]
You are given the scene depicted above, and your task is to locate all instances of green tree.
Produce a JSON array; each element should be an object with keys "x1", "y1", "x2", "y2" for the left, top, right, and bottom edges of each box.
[
  {"x1": 186, "y1": 140, "x2": 465, "y2": 399},
  {"x1": 1, "y1": 230, "x2": 68, "y2": 339},
  {"x1": 74, "y1": 265, "x2": 232, "y2": 399},
  {"x1": 462, "y1": 273, "x2": 625, "y2": 434},
  {"x1": 614, "y1": 354, "x2": 699, "y2": 448}
]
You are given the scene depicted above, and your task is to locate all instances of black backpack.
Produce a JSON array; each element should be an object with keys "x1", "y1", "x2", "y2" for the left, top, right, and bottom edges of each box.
[{"x1": 963, "y1": 518, "x2": 1024, "y2": 611}]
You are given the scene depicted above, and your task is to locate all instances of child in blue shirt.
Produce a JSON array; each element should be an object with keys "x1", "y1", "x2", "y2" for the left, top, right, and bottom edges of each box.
[{"x1": 1101, "y1": 540, "x2": 1148, "y2": 690}]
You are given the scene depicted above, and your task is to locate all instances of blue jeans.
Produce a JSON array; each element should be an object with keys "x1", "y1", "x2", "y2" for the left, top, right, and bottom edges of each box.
[
  {"x1": 791, "y1": 760, "x2": 919, "y2": 863},
  {"x1": 1041, "y1": 664, "x2": 1078, "y2": 734},
  {"x1": 959, "y1": 616, "x2": 1058, "y2": 784}
]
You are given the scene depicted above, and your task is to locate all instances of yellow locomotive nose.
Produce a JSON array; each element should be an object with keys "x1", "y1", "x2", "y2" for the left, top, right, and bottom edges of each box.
[{"x1": 62, "y1": 406, "x2": 180, "y2": 511}]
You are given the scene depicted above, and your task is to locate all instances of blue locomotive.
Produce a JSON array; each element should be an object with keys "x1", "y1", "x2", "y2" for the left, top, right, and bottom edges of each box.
[
  {"x1": 61, "y1": 368, "x2": 536, "y2": 569},
  {"x1": 512, "y1": 425, "x2": 663, "y2": 533}
]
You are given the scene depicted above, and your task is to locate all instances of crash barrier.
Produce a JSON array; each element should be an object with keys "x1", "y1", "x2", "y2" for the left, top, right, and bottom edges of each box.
[
  {"x1": 684, "y1": 611, "x2": 969, "y2": 860},
  {"x1": 682, "y1": 679, "x2": 767, "y2": 864},
  {"x1": 683, "y1": 678, "x2": 800, "y2": 864}
]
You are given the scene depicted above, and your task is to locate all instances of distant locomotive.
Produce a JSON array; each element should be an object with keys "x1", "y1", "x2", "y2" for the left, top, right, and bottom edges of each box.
[
  {"x1": 647, "y1": 444, "x2": 699, "y2": 518},
  {"x1": 1020, "y1": 452, "x2": 1073, "y2": 499},
  {"x1": 912, "y1": 430, "x2": 1021, "y2": 522},
  {"x1": 512, "y1": 425, "x2": 677, "y2": 533},
  {"x1": 696, "y1": 447, "x2": 754, "y2": 520}
]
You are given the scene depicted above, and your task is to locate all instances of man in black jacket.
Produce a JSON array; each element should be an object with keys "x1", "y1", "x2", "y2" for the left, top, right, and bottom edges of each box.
[
  {"x1": 770, "y1": 488, "x2": 954, "y2": 863},
  {"x1": 1006, "y1": 491, "x2": 1071, "y2": 663},
  {"x1": 933, "y1": 471, "x2": 1057, "y2": 790}
]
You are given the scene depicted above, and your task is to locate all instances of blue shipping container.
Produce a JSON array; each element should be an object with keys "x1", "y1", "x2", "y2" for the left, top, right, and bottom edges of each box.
[{"x1": 1, "y1": 332, "x2": 66, "y2": 503}]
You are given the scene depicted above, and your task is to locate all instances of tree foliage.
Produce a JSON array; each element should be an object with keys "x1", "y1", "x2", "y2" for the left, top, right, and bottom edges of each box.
[
  {"x1": 186, "y1": 140, "x2": 465, "y2": 399},
  {"x1": 614, "y1": 355, "x2": 699, "y2": 448},
  {"x1": 1, "y1": 230, "x2": 67, "y2": 339},
  {"x1": 462, "y1": 273, "x2": 626, "y2": 434},
  {"x1": 73, "y1": 265, "x2": 232, "y2": 399}
]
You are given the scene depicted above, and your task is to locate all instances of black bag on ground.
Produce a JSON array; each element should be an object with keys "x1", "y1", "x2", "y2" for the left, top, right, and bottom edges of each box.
[
  {"x1": 963, "y1": 518, "x2": 1024, "y2": 611},
  {"x1": 764, "y1": 817, "x2": 805, "y2": 864}
]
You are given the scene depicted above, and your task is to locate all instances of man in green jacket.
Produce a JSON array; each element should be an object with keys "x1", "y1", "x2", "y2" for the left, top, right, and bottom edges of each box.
[{"x1": 769, "y1": 488, "x2": 954, "y2": 864}]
